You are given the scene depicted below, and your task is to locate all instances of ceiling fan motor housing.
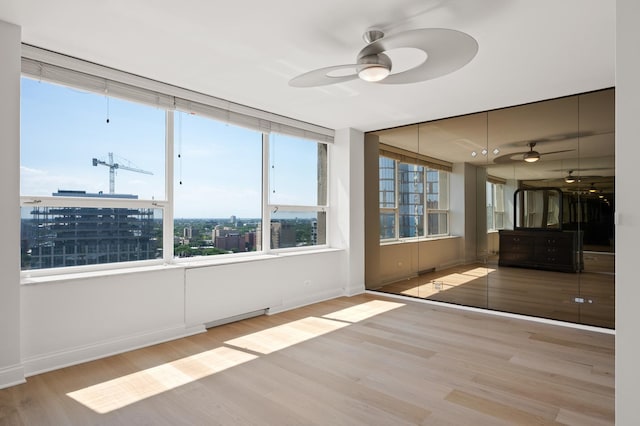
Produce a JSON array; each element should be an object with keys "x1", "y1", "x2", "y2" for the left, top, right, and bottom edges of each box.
[{"x1": 357, "y1": 52, "x2": 392, "y2": 71}]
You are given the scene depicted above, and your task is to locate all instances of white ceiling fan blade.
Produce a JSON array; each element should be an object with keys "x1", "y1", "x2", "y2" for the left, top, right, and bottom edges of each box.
[
  {"x1": 539, "y1": 149, "x2": 575, "y2": 156},
  {"x1": 493, "y1": 151, "x2": 528, "y2": 164},
  {"x1": 288, "y1": 64, "x2": 359, "y2": 87},
  {"x1": 492, "y1": 148, "x2": 576, "y2": 164},
  {"x1": 359, "y1": 28, "x2": 478, "y2": 84}
]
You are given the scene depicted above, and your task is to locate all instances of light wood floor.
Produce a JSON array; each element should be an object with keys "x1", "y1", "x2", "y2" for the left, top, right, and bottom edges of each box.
[
  {"x1": 377, "y1": 262, "x2": 615, "y2": 329},
  {"x1": 0, "y1": 293, "x2": 614, "y2": 425}
]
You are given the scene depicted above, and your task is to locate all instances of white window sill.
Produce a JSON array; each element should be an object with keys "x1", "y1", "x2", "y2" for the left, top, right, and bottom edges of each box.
[
  {"x1": 21, "y1": 263, "x2": 184, "y2": 285},
  {"x1": 380, "y1": 235, "x2": 460, "y2": 247},
  {"x1": 180, "y1": 247, "x2": 342, "y2": 268},
  {"x1": 20, "y1": 247, "x2": 345, "y2": 284}
]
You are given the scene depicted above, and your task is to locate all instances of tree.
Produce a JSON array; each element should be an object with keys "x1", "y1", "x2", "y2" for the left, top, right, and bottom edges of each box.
[{"x1": 175, "y1": 244, "x2": 192, "y2": 257}]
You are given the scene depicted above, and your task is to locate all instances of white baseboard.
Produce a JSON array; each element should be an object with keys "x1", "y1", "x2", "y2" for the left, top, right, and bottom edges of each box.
[
  {"x1": 436, "y1": 259, "x2": 465, "y2": 270},
  {"x1": 22, "y1": 324, "x2": 206, "y2": 377},
  {"x1": 344, "y1": 284, "x2": 365, "y2": 297},
  {"x1": 0, "y1": 363, "x2": 26, "y2": 390},
  {"x1": 268, "y1": 287, "x2": 345, "y2": 315}
]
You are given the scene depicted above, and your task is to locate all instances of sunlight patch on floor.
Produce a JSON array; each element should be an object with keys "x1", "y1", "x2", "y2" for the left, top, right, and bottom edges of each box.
[
  {"x1": 67, "y1": 346, "x2": 257, "y2": 414},
  {"x1": 322, "y1": 300, "x2": 405, "y2": 322},
  {"x1": 396, "y1": 266, "x2": 496, "y2": 297},
  {"x1": 224, "y1": 316, "x2": 349, "y2": 354}
]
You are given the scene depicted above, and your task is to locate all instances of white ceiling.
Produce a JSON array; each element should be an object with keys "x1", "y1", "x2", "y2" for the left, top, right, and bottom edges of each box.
[{"x1": 0, "y1": 0, "x2": 615, "y2": 133}]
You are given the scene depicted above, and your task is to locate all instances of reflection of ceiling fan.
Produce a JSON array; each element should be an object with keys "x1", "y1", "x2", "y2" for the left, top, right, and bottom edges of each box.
[
  {"x1": 289, "y1": 28, "x2": 478, "y2": 87},
  {"x1": 564, "y1": 170, "x2": 579, "y2": 183},
  {"x1": 493, "y1": 142, "x2": 575, "y2": 164}
]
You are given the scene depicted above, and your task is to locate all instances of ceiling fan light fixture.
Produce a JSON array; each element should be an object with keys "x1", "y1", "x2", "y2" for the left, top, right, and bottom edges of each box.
[
  {"x1": 357, "y1": 54, "x2": 391, "y2": 82},
  {"x1": 358, "y1": 65, "x2": 390, "y2": 82},
  {"x1": 565, "y1": 171, "x2": 576, "y2": 183},
  {"x1": 523, "y1": 151, "x2": 540, "y2": 163}
]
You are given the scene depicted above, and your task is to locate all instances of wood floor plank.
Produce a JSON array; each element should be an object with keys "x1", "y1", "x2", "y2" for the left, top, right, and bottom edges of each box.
[
  {"x1": 0, "y1": 293, "x2": 614, "y2": 425},
  {"x1": 445, "y1": 389, "x2": 563, "y2": 425}
]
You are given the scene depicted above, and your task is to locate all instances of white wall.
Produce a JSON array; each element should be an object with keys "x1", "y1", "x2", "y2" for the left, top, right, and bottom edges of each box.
[
  {"x1": 332, "y1": 128, "x2": 365, "y2": 296},
  {"x1": 376, "y1": 238, "x2": 462, "y2": 285},
  {"x1": 0, "y1": 21, "x2": 24, "y2": 388},
  {"x1": 186, "y1": 250, "x2": 350, "y2": 325},
  {"x1": 451, "y1": 162, "x2": 484, "y2": 263},
  {"x1": 616, "y1": 0, "x2": 640, "y2": 422},
  {"x1": 21, "y1": 266, "x2": 196, "y2": 376},
  {"x1": 0, "y1": 26, "x2": 365, "y2": 387}
]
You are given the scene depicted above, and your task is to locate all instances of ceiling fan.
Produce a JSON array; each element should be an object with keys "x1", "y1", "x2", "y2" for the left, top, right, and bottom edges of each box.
[
  {"x1": 564, "y1": 170, "x2": 579, "y2": 183},
  {"x1": 493, "y1": 142, "x2": 575, "y2": 164},
  {"x1": 288, "y1": 27, "x2": 478, "y2": 87}
]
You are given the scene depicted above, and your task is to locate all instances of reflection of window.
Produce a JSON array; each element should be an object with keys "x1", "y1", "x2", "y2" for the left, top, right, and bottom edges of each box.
[
  {"x1": 379, "y1": 156, "x2": 397, "y2": 239},
  {"x1": 547, "y1": 192, "x2": 559, "y2": 227},
  {"x1": 379, "y1": 155, "x2": 450, "y2": 241},
  {"x1": 426, "y1": 170, "x2": 449, "y2": 236},
  {"x1": 399, "y1": 163, "x2": 424, "y2": 238},
  {"x1": 487, "y1": 181, "x2": 505, "y2": 230}
]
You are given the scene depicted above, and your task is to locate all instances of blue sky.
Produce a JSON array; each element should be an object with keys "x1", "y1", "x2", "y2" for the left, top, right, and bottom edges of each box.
[{"x1": 21, "y1": 78, "x2": 321, "y2": 218}]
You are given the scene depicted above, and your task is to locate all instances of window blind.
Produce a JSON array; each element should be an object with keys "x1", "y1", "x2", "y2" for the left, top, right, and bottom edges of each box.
[
  {"x1": 21, "y1": 44, "x2": 334, "y2": 143},
  {"x1": 379, "y1": 143, "x2": 453, "y2": 172},
  {"x1": 487, "y1": 175, "x2": 507, "y2": 185}
]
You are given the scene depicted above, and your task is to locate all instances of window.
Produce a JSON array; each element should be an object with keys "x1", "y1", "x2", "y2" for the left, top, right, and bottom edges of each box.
[
  {"x1": 19, "y1": 51, "x2": 332, "y2": 272},
  {"x1": 487, "y1": 181, "x2": 505, "y2": 231},
  {"x1": 21, "y1": 206, "x2": 163, "y2": 270},
  {"x1": 173, "y1": 111, "x2": 262, "y2": 257},
  {"x1": 21, "y1": 78, "x2": 166, "y2": 199},
  {"x1": 267, "y1": 133, "x2": 328, "y2": 249},
  {"x1": 379, "y1": 155, "x2": 450, "y2": 241},
  {"x1": 20, "y1": 77, "x2": 166, "y2": 270}
]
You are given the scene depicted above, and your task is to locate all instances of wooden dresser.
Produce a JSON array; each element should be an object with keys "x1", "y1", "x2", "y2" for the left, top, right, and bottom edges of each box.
[{"x1": 498, "y1": 229, "x2": 581, "y2": 273}]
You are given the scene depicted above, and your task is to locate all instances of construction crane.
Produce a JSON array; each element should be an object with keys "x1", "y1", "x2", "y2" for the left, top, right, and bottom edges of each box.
[{"x1": 92, "y1": 152, "x2": 153, "y2": 194}]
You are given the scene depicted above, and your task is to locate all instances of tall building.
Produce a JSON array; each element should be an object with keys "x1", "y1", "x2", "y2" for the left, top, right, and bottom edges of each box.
[
  {"x1": 183, "y1": 226, "x2": 192, "y2": 239},
  {"x1": 22, "y1": 190, "x2": 159, "y2": 269},
  {"x1": 398, "y1": 163, "x2": 424, "y2": 238},
  {"x1": 213, "y1": 226, "x2": 241, "y2": 252},
  {"x1": 255, "y1": 221, "x2": 297, "y2": 250}
]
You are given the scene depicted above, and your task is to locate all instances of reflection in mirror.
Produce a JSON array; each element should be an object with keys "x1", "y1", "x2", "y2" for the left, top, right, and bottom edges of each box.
[
  {"x1": 486, "y1": 94, "x2": 581, "y2": 324},
  {"x1": 365, "y1": 88, "x2": 614, "y2": 328},
  {"x1": 514, "y1": 188, "x2": 562, "y2": 229},
  {"x1": 370, "y1": 112, "x2": 489, "y2": 309}
]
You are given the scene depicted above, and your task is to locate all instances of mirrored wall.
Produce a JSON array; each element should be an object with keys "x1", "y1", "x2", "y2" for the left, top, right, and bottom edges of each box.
[{"x1": 364, "y1": 88, "x2": 614, "y2": 328}]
